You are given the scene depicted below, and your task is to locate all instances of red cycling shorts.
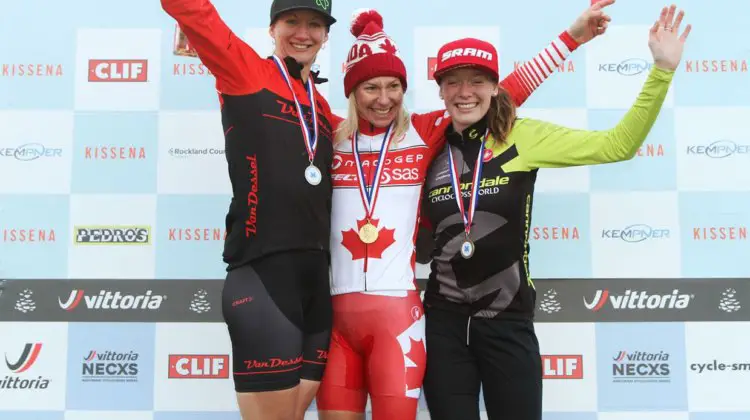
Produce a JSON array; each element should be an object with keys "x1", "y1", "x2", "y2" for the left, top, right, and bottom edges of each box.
[{"x1": 316, "y1": 290, "x2": 425, "y2": 419}]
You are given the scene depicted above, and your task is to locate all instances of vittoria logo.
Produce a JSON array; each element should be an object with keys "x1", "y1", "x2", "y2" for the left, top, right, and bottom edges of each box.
[
  {"x1": 612, "y1": 350, "x2": 671, "y2": 383},
  {"x1": 1, "y1": 342, "x2": 50, "y2": 390},
  {"x1": 59, "y1": 289, "x2": 166, "y2": 311},
  {"x1": 584, "y1": 289, "x2": 693, "y2": 312},
  {"x1": 81, "y1": 350, "x2": 140, "y2": 383}
]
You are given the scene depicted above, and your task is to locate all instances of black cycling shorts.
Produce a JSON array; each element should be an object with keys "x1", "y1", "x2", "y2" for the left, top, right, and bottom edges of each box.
[
  {"x1": 422, "y1": 306, "x2": 542, "y2": 420},
  {"x1": 221, "y1": 250, "x2": 332, "y2": 393}
]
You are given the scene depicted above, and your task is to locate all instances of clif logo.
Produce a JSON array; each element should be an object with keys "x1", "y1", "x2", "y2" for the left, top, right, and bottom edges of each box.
[
  {"x1": 88, "y1": 59, "x2": 148, "y2": 82},
  {"x1": 168, "y1": 355, "x2": 229, "y2": 379},
  {"x1": 584, "y1": 289, "x2": 693, "y2": 312},
  {"x1": 542, "y1": 355, "x2": 583, "y2": 379}
]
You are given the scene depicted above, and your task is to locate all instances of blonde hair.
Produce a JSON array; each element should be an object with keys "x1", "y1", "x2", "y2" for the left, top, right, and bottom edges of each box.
[
  {"x1": 334, "y1": 94, "x2": 411, "y2": 147},
  {"x1": 486, "y1": 86, "x2": 517, "y2": 145}
]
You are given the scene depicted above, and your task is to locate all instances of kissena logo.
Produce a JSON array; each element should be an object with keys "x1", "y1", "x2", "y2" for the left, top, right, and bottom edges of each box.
[
  {"x1": 542, "y1": 355, "x2": 583, "y2": 379},
  {"x1": 686, "y1": 140, "x2": 749, "y2": 158},
  {"x1": 168, "y1": 355, "x2": 229, "y2": 379},
  {"x1": 0, "y1": 143, "x2": 63, "y2": 161},
  {"x1": 598, "y1": 58, "x2": 652, "y2": 76},
  {"x1": 88, "y1": 59, "x2": 148, "y2": 82},
  {"x1": 584, "y1": 289, "x2": 693, "y2": 312},
  {"x1": 74, "y1": 226, "x2": 151, "y2": 245},
  {"x1": 601, "y1": 224, "x2": 669, "y2": 243},
  {"x1": 59, "y1": 290, "x2": 166, "y2": 311},
  {"x1": 1, "y1": 342, "x2": 50, "y2": 390}
]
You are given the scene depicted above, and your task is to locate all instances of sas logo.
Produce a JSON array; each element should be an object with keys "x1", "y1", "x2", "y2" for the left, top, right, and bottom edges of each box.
[
  {"x1": 542, "y1": 355, "x2": 583, "y2": 379},
  {"x1": 601, "y1": 224, "x2": 669, "y2": 243},
  {"x1": 0, "y1": 143, "x2": 63, "y2": 161},
  {"x1": 168, "y1": 354, "x2": 229, "y2": 379},
  {"x1": 2, "y1": 342, "x2": 50, "y2": 390},
  {"x1": 686, "y1": 140, "x2": 749, "y2": 159},
  {"x1": 598, "y1": 58, "x2": 652, "y2": 76},
  {"x1": 584, "y1": 289, "x2": 693, "y2": 312},
  {"x1": 58, "y1": 289, "x2": 166, "y2": 311},
  {"x1": 88, "y1": 59, "x2": 148, "y2": 82},
  {"x1": 74, "y1": 226, "x2": 151, "y2": 245}
]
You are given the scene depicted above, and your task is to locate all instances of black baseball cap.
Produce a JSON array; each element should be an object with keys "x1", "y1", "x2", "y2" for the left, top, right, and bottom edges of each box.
[{"x1": 270, "y1": 0, "x2": 336, "y2": 26}]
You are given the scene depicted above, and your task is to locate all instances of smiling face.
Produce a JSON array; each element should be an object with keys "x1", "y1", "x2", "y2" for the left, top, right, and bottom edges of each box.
[
  {"x1": 269, "y1": 9, "x2": 328, "y2": 67},
  {"x1": 354, "y1": 76, "x2": 404, "y2": 128},
  {"x1": 439, "y1": 67, "x2": 499, "y2": 133}
]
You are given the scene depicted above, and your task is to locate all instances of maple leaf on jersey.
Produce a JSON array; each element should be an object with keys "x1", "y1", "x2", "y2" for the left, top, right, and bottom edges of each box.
[
  {"x1": 379, "y1": 38, "x2": 398, "y2": 55},
  {"x1": 404, "y1": 337, "x2": 426, "y2": 391},
  {"x1": 341, "y1": 218, "x2": 396, "y2": 260}
]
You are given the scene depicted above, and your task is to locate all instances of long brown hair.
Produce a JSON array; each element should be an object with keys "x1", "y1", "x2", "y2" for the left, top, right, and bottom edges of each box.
[{"x1": 486, "y1": 85, "x2": 517, "y2": 145}]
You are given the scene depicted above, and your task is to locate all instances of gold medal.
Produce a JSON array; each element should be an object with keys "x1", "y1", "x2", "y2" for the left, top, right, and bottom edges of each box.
[{"x1": 358, "y1": 222, "x2": 379, "y2": 244}]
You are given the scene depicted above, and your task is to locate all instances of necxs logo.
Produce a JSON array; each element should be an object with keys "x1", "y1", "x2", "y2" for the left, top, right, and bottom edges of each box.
[
  {"x1": 88, "y1": 59, "x2": 148, "y2": 82},
  {"x1": 58, "y1": 289, "x2": 166, "y2": 311},
  {"x1": 584, "y1": 289, "x2": 693, "y2": 312}
]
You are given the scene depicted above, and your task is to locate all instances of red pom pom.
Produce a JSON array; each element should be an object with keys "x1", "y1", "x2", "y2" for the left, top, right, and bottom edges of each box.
[{"x1": 350, "y1": 9, "x2": 383, "y2": 37}]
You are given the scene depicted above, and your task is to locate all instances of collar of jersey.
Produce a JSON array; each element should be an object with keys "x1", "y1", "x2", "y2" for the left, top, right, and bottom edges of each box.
[
  {"x1": 445, "y1": 115, "x2": 489, "y2": 146},
  {"x1": 270, "y1": 55, "x2": 328, "y2": 85},
  {"x1": 357, "y1": 116, "x2": 389, "y2": 136}
]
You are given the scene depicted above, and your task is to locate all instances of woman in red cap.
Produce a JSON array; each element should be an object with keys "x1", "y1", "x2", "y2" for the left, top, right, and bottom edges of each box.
[
  {"x1": 419, "y1": 4, "x2": 691, "y2": 420},
  {"x1": 317, "y1": 3, "x2": 615, "y2": 419},
  {"x1": 161, "y1": 0, "x2": 338, "y2": 419}
]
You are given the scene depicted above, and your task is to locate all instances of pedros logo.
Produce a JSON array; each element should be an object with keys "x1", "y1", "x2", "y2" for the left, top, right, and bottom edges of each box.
[
  {"x1": 2, "y1": 342, "x2": 50, "y2": 390},
  {"x1": 88, "y1": 59, "x2": 148, "y2": 82},
  {"x1": 584, "y1": 289, "x2": 693, "y2": 312},
  {"x1": 59, "y1": 289, "x2": 166, "y2": 311},
  {"x1": 168, "y1": 354, "x2": 229, "y2": 379},
  {"x1": 686, "y1": 140, "x2": 749, "y2": 158},
  {"x1": 74, "y1": 225, "x2": 151, "y2": 245},
  {"x1": 598, "y1": 58, "x2": 652, "y2": 76},
  {"x1": 601, "y1": 224, "x2": 669, "y2": 243}
]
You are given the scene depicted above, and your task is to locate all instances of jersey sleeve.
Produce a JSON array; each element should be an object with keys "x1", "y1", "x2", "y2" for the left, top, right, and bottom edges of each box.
[
  {"x1": 500, "y1": 31, "x2": 579, "y2": 106},
  {"x1": 161, "y1": 0, "x2": 269, "y2": 95},
  {"x1": 513, "y1": 67, "x2": 674, "y2": 169}
]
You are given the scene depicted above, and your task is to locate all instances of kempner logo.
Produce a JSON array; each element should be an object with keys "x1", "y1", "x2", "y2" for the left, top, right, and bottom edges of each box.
[
  {"x1": 599, "y1": 58, "x2": 652, "y2": 76},
  {"x1": 59, "y1": 289, "x2": 166, "y2": 311},
  {"x1": 168, "y1": 355, "x2": 229, "y2": 379},
  {"x1": 686, "y1": 140, "x2": 749, "y2": 159},
  {"x1": 584, "y1": 289, "x2": 693, "y2": 312},
  {"x1": 74, "y1": 225, "x2": 151, "y2": 245},
  {"x1": 542, "y1": 355, "x2": 583, "y2": 379},
  {"x1": 1, "y1": 342, "x2": 50, "y2": 390},
  {"x1": 612, "y1": 350, "x2": 670, "y2": 383},
  {"x1": 82, "y1": 350, "x2": 139, "y2": 383},
  {"x1": 601, "y1": 224, "x2": 670, "y2": 243},
  {"x1": 88, "y1": 59, "x2": 148, "y2": 82}
]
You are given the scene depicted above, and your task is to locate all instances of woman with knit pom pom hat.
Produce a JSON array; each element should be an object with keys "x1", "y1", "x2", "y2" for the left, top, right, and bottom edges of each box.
[
  {"x1": 161, "y1": 0, "x2": 339, "y2": 419},
  {"x1": 318, "y1": 3, "x2": 614, "y2": 419}
]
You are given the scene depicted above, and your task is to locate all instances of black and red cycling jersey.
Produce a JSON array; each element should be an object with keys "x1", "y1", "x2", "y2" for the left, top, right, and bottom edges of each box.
[{"x1": 162, "y1": 0, "x2": 337, "y2": 270}]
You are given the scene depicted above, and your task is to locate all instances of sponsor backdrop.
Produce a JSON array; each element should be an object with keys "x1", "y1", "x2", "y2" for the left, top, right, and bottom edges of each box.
[{"x1": 0, "y1": 0, "x2": 748, "y2": 418}]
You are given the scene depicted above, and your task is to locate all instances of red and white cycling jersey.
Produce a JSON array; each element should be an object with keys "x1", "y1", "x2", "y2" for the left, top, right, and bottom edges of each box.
[{"x1": 329, "y1": 112, "x2": 448, "y2": 296}]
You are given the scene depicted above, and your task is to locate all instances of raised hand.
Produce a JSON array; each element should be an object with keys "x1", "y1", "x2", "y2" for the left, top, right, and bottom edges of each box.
[
  {"x1": 567, "y1": 0, "x2": 615, "y2": 44},
  {"x1": 649, "y1": 4, "x2": 692, "y2": 71}
]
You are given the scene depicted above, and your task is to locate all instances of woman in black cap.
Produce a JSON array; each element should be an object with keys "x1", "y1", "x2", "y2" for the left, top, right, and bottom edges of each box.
[{"x1": 161, "y1": 0, "x2": 337, "y2": 418}]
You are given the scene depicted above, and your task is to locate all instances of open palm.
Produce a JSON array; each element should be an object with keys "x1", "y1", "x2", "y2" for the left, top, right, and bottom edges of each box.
[{"x1": 649, "y1": 5, "x2": 692, "y2": 71}]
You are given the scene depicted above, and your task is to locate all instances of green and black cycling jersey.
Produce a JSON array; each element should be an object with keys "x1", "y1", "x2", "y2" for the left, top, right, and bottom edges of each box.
[{"x1": 420, "y1": 66, "x2": 674, "y2": 319}]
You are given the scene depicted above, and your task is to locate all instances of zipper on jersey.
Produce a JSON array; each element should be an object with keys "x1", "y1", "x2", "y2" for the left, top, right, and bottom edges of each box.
[{"x1": 363, "y1": 246, "x2": 369, "y2": 291}]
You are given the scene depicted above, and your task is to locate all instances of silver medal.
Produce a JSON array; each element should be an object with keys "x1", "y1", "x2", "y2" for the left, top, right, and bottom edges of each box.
[
  {"x1": 305, "y1": 164, "x2": 322, "y2": 186},
  {"x1": 460, "y1": 238, "x2": 475, "y2": 259}
]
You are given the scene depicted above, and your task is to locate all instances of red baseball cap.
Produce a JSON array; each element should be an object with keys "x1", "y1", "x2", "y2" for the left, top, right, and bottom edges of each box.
[{"x1": 433, "y1": 38, "x2": 499, "y2": 83}]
